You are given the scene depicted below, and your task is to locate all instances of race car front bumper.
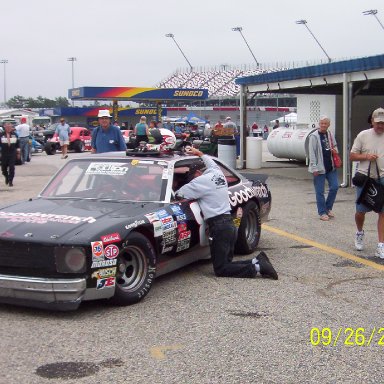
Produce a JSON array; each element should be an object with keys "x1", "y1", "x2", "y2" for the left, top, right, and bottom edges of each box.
[{"x1": 0, "y1": 274, "x2": 86, "y2": 311}]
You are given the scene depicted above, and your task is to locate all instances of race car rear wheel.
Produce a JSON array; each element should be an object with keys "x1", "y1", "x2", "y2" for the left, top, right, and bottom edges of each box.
[
  {"x1": 235, "y1": 201, "x2": 261, "y2": 255},
  {"x1": 112, "y1": 232, "x2": 156, "y2": 305}
]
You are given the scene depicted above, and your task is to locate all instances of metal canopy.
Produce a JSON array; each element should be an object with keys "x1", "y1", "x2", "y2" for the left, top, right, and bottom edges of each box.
[
  {"x1": 236, "y1": 54, "x2": 384, "y2": 186},
  {"x1": 236, "y1": 54, "x2": 384, "y2": 96}
]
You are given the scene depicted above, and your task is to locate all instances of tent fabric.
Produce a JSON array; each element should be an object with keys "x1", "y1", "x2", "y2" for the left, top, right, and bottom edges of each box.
[{"x1": 176, "y1": 112, "x2": 206, "y2": 124}]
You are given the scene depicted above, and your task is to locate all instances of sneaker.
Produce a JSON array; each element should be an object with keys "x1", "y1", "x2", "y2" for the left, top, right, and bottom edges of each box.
[
  {"x1": 8, "y1": 181, "x2": 13, "y2": 187},
  {"x1": 327, "y1": 210, "x2": 335, "y2": 218},
  {"x1": 375, "y1": 243, "x2": 384, "y2": 259},
  {"x1": 320, "y1": 214, "x2": 329, "y2": 221},
  {"x1": 355, "y1": 231, "x2": 364, "y2": 251},
  {"x1": 256, "y1": 252, "x2": 278, "y2": 280}
]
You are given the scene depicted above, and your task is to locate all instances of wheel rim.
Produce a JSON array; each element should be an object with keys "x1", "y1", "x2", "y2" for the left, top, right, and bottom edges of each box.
[
  {"x1": 117, "y1": 246, "x2": 147, "y2": 292},
  {"x1": 245, "y1": 210, "x2": 258, "y2": 245}
]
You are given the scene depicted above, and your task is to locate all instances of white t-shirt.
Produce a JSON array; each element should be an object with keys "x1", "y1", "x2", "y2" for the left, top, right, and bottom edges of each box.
[
  {"x1": 351, "y1": 128, "x2": 384, "y2": 177},
  {"x1": 16, "y1": 123, "x2": 30, "y2": 138}
]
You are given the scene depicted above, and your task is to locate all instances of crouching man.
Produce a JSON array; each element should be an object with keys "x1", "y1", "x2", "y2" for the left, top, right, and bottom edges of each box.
[{"x1": 175, "y1": 147, "x2": 278, "y2": 279}]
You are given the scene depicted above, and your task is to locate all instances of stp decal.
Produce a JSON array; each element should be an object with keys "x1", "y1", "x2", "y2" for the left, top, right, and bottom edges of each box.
[
  {"x1": 104, "y1": 244, "x2": 119, "y2": 259},
  {"x1": 91, "y1": 241, "x2": 104, "y2": 261}
]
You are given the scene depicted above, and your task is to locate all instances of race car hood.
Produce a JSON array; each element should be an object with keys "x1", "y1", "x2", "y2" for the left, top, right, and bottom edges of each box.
[{"x1": 0, "y1": 198, "x2": 164, "y2": 244}]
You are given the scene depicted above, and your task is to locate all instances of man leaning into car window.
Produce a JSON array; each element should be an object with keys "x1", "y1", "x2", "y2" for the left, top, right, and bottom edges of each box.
[
  {"x1": 91, "y1": 110, "x2": 126, "y2": 154},
  {"x1": 175, "y1": 147, "x2": 278, "y2": 280}
]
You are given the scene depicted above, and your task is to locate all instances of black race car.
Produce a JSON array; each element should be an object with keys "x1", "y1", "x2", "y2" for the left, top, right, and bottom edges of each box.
[{"x1": 0, "y1": 151, "x2": 271, "y2": 310}]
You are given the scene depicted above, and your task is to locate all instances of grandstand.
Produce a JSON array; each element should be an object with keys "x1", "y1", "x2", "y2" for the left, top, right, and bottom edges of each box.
[{"x1": 157, "y1": 59, "x2": 333, "y2": 98}]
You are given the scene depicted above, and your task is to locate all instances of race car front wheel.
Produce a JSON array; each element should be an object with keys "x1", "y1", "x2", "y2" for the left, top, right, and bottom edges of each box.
[
  {"x1": 112, "y1": 232, "x2": 156, "y2": 305},
  {"x1": 235, "y1": 201, "x2": 261, "y2": 255}
]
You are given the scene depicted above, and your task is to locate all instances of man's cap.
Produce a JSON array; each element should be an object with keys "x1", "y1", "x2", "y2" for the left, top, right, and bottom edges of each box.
[
  {"x1": 60, "y1": 118, "x2": 65, "y2": 122},
  {"x1": 225, "y1": 116, "x2": 231, "y2": 121},
  {"x1": 21, "y1": 117, "x2": 27, "y2": 123},
  {"x1": 98, "y1": 109, "x2": 112, "y2": 118},
  {"x1": 372, "y1": 108, "x2": 384, "y2": 123},
  {"x1": 187, "y1": 161, "x2": 206, "y2": 181}
]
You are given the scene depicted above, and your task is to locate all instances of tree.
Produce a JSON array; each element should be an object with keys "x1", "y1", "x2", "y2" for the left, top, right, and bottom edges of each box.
[{"x1": 6, "y1": 95, "x2": 70, "y2": 108}]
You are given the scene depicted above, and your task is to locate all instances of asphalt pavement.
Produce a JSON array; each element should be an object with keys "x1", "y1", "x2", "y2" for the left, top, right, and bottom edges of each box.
[{"x1": 0, "y1": 148, "x2": 383, "y2": 384}]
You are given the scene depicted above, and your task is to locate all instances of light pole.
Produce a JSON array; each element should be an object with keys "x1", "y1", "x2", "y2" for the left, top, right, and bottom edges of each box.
[
  {"x1": 0, "y1": 59, "x2": 8, "y2": 105},
  {"x1": 363, "y1": 9, "x2": 384, "y2": 31},
  {"x1": 165, "y1": 33, "x2": 193, "y2": 71},
  {"x1": 231, "y1": 27, "x2": 259, "y2": 66},
  {"x1": 67, "y1": 57, "x2": 76, "y2": 106},
  {"x1": 295, "y1": 20, "x2": 332, "y2": 63}
]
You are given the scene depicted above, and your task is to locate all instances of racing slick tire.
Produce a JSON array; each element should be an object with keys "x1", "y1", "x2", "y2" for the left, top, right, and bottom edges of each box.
[
  {"x1": 73, "y1": 140, "x2": 84, "y2": 153},
  {"x1": 112, "y1": 232, "x2": 156, "y2": 306},
  {"x1": 44, "y1": 143, "x2": 56, "y2": 155},
  {"x1": 235, "y1": 201, "x2": 261, "y2": 255}
]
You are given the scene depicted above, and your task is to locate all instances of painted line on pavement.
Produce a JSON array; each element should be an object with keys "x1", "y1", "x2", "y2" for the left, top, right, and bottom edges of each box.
[
  {"x1": 150, "y1": 345, "x2": 183, "y2": 360},
  {"x1": 262, "y1": 224, "x2": 384, "y2": 272}
]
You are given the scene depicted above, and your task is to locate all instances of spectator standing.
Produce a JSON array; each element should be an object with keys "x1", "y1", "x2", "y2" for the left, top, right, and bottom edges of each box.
[
  {"x1": 15, "y1": 117, "x2": 30, "y2": 164},
  {"x1": 55, "y1": 118, "x2": 71, "y2": 159},
  {"x1": 113, "y1": 121, "x2": 120, "y2": 129},
  {"x1": 350, "y1": 107, "x2": 384, "y2": 258},
  {"x1": 308, "y1": 116, "x2": 339, "y2": 221},
  {"x1": 251, "y1": 122, "x2": 259, "y2": 137},
  {"x1": 263, "y1": 125, "x2": 269, "y2": 140},
  {"x1": 204, "y1": 120, "x2": 212, "y2": 138},
  {"x1": 175, "y1": 147, "x2": 278, "y2": 279},
  {"x1": 91, "y1": 110, "x2": 126, "y2": 153},
  {"x1": 224, "y1": 117, "x2": 240, "y2": 156},
  {"x1": 134, "y1": 116, "x2": 150, "y2": 146},
  {"x1": 273, "y1": 120, "x2": 280, "y2": 130},
  {"x1": 0, "y1": 122, "x2": 20, "y2": 187},
  {"x1": 223, "y1": 116, "x2": 237, "y2": 137}
]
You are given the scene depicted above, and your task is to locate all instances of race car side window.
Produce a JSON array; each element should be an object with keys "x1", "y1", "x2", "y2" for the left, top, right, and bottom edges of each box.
[{"x1": 213, "y1": 160, "x2": 240, "y2": 186}]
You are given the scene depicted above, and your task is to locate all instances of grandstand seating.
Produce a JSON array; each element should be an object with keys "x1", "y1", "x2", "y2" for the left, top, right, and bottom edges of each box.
[{"x1": 157, "y1": 65, "x2": 288, "y2": 97}]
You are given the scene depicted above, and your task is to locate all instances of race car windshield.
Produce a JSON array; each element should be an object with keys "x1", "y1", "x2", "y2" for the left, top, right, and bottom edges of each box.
[{"x1": 40, "y1": 160, "x2": 167, "y2": 202}]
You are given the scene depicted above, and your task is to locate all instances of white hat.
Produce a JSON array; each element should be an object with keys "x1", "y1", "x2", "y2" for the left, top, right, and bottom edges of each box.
[
  {"x1": 225, "y1": 116, "x2": 231, "y2": 121},
  {"x1": 372, "y1": 108, "x2": 384, "y2": 123},
  {"x1": 98, "y1": 109, "x2": 112, "y2": 118}
]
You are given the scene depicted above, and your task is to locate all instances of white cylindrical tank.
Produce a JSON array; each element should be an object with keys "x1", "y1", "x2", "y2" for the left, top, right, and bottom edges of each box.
[
  {"x1": 218, "y1": 138, "x2": 237, "y2": 169},
  {"x1": 246, "y1": 137, "x2": 263, "y2": 169},
  {"x1": 266, "y1": 126, "x2": 316, "y2": 161}
]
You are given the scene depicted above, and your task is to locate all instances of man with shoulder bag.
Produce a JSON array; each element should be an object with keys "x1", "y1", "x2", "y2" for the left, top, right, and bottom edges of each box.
[{"x1": 350, "y1": 107, "x2": 384, "y2": 258}]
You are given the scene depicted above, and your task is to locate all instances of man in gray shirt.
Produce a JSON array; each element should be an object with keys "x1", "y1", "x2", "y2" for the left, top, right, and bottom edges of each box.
[{"x1": 176, "y1": 147, "x2": 278, "y2": 279}]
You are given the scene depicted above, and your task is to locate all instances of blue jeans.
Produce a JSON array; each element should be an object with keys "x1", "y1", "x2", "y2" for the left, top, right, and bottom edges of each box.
[
  {"x1": 313, "y1": 170, "x2": 339, "y2": 216},
  {"x1": 207, "y1": 214, "x2": 256, "y2": 278},
  {"x1": 18, "y1": 137, "x2": 30, "y2": 164}
]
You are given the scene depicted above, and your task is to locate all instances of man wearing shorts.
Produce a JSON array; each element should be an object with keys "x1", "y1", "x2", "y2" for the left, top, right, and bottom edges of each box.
[
  {"x1": 350, "y1": 107, "x2": 384, "y2": 258},
  {"x1": 56, "y1": 118, "x2": 71, "y2": 159}
]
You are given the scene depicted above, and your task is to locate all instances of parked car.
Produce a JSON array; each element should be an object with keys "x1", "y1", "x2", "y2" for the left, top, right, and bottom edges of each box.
[
  {"x1": 0, "y1": 151, "x2": 271, "y2": 310},
  {"x1": 45, "y1": 127, "x2": 92, "y2": 155}
]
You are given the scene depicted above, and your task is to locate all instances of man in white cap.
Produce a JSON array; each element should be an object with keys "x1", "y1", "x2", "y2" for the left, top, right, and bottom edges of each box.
[
  {"x1": 91, "y1": 110, "x2": 126, "y2": 153},
  {"x1": 223, "y1": 116, "x2": 237, "y2": 137},
  {"x1": 350, "y1": 107, "x2": 384, "y2": 258}
]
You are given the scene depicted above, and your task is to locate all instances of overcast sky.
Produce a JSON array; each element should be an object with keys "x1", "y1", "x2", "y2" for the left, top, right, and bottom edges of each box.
[{"x1": 1, "y1": 0, "x2": 384, "y2": 100}]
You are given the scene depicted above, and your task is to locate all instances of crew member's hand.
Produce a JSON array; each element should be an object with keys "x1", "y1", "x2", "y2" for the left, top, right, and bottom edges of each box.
[
  {"x1": 185, "y1": 147, "x2": 202, "y2": 157},
  {"x1": 366, "y1": 153, "x2": 378, "y2": 161},
  {"x1": 313, "y1": 171, "x2": 319, "y2": 177}
]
